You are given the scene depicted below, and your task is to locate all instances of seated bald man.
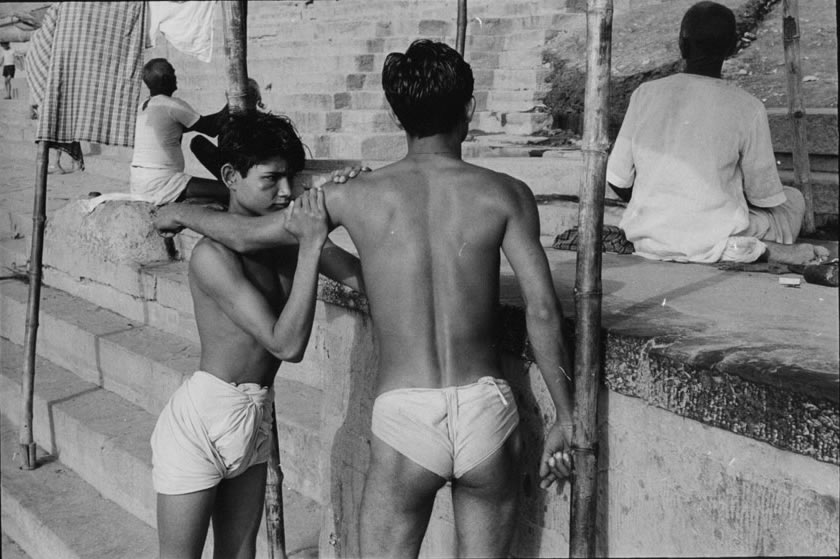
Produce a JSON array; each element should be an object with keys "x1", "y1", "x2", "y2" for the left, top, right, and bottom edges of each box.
[{"x1": 607, "y1": 1, "x2": 828, "y2": 265}]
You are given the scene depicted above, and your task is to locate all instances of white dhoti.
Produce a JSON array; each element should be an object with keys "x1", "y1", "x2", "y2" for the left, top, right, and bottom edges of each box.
[
  {"x1": 151, "y1": 371, "x2": 274, "y2": 495},
  {"x1": 130, "y1": 166, "x2": 192, "y2": 206}
]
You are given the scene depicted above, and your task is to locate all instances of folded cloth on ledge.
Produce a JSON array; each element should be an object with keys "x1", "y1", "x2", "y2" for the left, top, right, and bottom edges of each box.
[
  {"x1": 553, "y1": 225, "x2": 635, "y2": 254},
  {"x1": 80, "y1": 193, "x2": 157, "y2": 214}
]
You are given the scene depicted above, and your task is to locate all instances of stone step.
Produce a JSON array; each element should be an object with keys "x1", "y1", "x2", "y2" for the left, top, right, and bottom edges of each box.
[
  {"x1": 0, "y1": 280, "x2": 328, "y2": 503},
  {"x1": 247, "y1": 12, "x2": 571, "y2": 41},
  {"x1": 1, "y1": 533, "x2": 30, "y2": 559},
  {"x1": 0, "y1": 411, "x2": 158, "y2": 559},
  {"x1": 0, "y1": 342, "x2": 323, "y2": 557}
]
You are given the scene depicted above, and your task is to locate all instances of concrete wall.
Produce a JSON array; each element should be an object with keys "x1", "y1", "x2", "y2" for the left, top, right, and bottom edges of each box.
[{"x1": 285, "y1": 300, "x2": 839, "y2": 558}]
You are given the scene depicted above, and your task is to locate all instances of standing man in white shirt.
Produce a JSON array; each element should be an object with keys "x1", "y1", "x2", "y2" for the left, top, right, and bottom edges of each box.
[
  {"x1": 607, "y1": 1, "x2": 828, "y2": 266},
  {"x1": 1, "y1": 41, "x2": 16, "y2": 100},
  {"x1": 130, "y1": 58, "x2": 230, "y2": 205}
]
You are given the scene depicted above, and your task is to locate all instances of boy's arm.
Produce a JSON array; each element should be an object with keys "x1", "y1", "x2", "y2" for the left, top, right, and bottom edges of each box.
[
  {"x1": 501, "y1": 179, "x2": 574, "y2": 489},
  {"x1": 153, "y1": 203, "x2": 297, "y2": 253},
  {"x1": 190, "y1": 191, "x2": 328, "y2": 362},
  {"x1": 319, "y1": 238, "x2": 365, "y2": 294}
]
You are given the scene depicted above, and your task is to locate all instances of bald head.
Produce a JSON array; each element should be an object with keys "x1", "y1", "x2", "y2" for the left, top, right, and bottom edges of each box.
[
  {"x1": 679, "y1": 2, "x2": 738, "y2": 61},
  {"x1": 143, "y1": 58, "x2": 176, "y2": 96}
]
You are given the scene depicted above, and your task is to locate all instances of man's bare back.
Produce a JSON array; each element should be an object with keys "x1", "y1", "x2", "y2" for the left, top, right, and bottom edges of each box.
[{"x1": 326, "y1": 154, "x2": 530, "y2": 394}]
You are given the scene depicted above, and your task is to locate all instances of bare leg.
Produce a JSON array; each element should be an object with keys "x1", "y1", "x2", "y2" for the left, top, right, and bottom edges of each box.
[
  {"x1": 182, "y1": 177, "x2": 230, "y2": 205},
  {"x1": 764, "y1": 241, "x2": 830, "y2": 266},
  {"x1": 212, "y1": 463, "x2": 267, "y2": 559},
  {"x1": 452, "y1": 428, "x2": 522, "y2": 558},
  {"x1": 360, "y1": 435, "x2": 447, "y2": 559},
  {"x1": 158, "y1": 487, "x2": 217, "y2": 559}
]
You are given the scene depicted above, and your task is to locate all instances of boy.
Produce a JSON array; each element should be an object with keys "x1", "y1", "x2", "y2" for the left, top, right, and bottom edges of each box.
[
  {"x1": 2, "y1": 41, "x2": 15, "y2": 99},
  {"x1": 151, "y1": 111, "x2": 363, "y2": 558}
]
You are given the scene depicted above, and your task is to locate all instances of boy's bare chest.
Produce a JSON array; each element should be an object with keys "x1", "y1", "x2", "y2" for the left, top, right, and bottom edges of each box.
[{"x1": 241, "y1": 248, "x2": 297, "y2": 307}]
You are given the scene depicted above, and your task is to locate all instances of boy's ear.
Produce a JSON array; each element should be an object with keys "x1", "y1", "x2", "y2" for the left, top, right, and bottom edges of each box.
[
  {"x1": 220, "y1": 163, "x2": 238, "y2": 190},
  {"x1": 386, "y1": 107, "x2": 403, "y2": 130},
  {"x1": 466, "y1": 97, "x2": 476, "y2": 123}
]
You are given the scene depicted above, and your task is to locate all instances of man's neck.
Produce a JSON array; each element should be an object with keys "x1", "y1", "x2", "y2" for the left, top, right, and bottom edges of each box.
[
  {"x1": 405, "y1": 133, "x2": 463, "y2": 160},
  {"x1": 683, "y1": 59, "x2": 724, "y2": 79}
]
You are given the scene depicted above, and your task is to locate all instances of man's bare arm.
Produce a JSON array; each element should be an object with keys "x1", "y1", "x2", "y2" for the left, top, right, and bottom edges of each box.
[
  {"x1": 153, "y1": 203, "x2": 297, "y2": 253},
  {"x1": 501, "y1": 180, "x2": 574, "y2": 488},
  {"x1": 319, "y1": 238, "x2": 365, "y2": 294}
]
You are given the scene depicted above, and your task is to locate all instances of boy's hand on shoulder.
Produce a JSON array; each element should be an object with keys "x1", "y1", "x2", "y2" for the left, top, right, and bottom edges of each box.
[
  {"x1": 284, "y1": 188, "x2": 328, "y2": 251},
  {"x1": 330, "y1": 165, "x2": 372, "y2": 184}
]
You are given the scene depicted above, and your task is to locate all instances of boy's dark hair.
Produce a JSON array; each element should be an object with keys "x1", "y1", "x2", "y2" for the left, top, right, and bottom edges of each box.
[
  {"x1": 219, "y1": 112, "x2": 306, "y2": 177},
  {"x1": 382, "y1": 39, "x2": 474, "y2": 138},
  {"x1": 679, "y1": 1, "x2": 738, "y2": 60},
  {"x1": 142, "y1": 58, "x2": 175, "y2": 93}
]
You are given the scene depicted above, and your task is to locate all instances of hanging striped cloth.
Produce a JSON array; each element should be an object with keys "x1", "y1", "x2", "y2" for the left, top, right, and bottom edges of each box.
[{"x1": 25, "y1": 2, "x2": 148, "y2": 156}]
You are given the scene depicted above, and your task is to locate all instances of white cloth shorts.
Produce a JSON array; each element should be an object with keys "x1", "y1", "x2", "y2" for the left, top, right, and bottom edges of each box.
[
  {"x1": 371, "y1": 376, "x2": 519, "y2": 480},
  {"x1": 151, "y1": 371, "x2": 274, "y2": 495},
  {"x1": 130, "y1": 165, "x2": 191, "y2": 206}
]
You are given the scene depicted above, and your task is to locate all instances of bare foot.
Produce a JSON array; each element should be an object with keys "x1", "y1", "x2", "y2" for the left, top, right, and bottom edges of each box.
[{"x1": 765, "y1": 241, "x2": 831, "y2": 266}]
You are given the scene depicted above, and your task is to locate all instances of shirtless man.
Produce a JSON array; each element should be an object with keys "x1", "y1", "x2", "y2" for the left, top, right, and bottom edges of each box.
[
  {"x1": 154, "y1": 40, "x2": 573, "y2": 558},
  {"x1": 150, "y1": 111, "x2": 362, "y2": 559},
  {"x1": 607, "y1": 1, "x2": 829, "y2": 266}
]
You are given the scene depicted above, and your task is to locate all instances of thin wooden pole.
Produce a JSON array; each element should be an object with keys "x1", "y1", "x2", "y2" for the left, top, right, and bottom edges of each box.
[
  {"x1": 265, "y1": 404, "x2": 287, "y2": 559},
  {"x1": 781, "y1": 0, "x2": 815, "y2": 234},
  {"x1": 19, "y1": 141, "x2": 50, "y2": 470},
  {"x1": 455, "y1": 0, "x2": 467, "y2": 56},
  {"x1": 570, "y1": 0, "x2": 612, "y2": 556},
  {"x1": 222, "y1": 2, "x2": 287, "y2": 557},
  {"x1": 221, "y1": 0, "x2": 251, "y2": 114}
]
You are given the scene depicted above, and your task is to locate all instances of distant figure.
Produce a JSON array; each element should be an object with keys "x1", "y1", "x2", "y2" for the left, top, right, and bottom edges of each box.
[
  {"x1": 151, "y1": 111, "x2": 363, "y2": 559},
  {"x1": 2, "y1": 41, "x2": 15, "y2": 99},
  {"x1": 152, "y1": 39, "x2": 574, "y2": 558},
  {"x1": 130, "y1": 58, "x2": 229, "y2": 205},
  {"x1": 607, "y1": 1, "x2": 829, "y2": 266},
  {"x1": 189, "y1": 78, "x2": 266, "y2": 182}
]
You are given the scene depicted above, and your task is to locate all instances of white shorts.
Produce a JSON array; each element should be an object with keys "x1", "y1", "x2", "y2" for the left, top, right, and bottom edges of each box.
[
  {"x1": 130, "y1": 165, "x2": 192, "y2": 205},
  {"x1": 151, "y1": 371, "x2": 274, "y2": 495}
]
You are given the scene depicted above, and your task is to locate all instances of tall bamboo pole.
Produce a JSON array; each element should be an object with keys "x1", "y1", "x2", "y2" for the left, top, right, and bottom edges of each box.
[
  {"x1": 781, "y1": 0, "x2": 815, "y2": 234},
  {"x1": 455, "y1": 0, "x2": 467, "y2": 56},
  {"x1": 19, "y1": 141, "x2": 50, "y2": 470},
  {"x1": 569, "y1": 0, "x2": 612, "y2": 556},
  {"x1": 221, "y1": 2, "x2": 287, "y2": 557}
]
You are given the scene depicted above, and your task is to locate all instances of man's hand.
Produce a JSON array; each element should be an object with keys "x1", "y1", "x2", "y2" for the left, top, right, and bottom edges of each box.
[
  {"x1": 539, "y1": 421, "x2": 573, "y2": 490},
  {"x1": 284, "y1": 188, "x2": 328, "y2": 251},
  {"x1": 151, "y1": 205, "x2": 185, "y2": 238},
  {"x1": 330, "y1": 165, "x2": 372, "y2": 184}
]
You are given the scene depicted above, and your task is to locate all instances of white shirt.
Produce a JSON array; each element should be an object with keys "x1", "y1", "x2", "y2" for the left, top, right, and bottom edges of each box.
[
  {"x1": 131, "y1": 95, "x2": 200, "y2": 172},
  {"x1": 2, "y1": 48, "x2": 15, "y2": 66},
  {"x1": 607, "y1": 73, "x2": 786, "y2": 263}
]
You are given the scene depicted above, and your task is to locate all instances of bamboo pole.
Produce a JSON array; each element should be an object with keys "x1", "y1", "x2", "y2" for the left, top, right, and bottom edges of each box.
[
  {"x1": 569, "y1": 0, "x2": 612, "y2": 556},
  {"x1": 781, "y1": 0, "x2": 815, "y2": 234},
  {"x1": 221, "y1": 0, "x2": 250, "y2": 114},
  {"x1": 265, "y1": 404, "x2": 287, "y2": 559},
  {"x1": 455, "y1": 0, "x2": 467, "y2": 56},
  {"x1": 221, "y1": 2, "x2": 288, "y2": 557},
  {"x1": 19, "y1": 141, "x2": 50, "y2": 470}
]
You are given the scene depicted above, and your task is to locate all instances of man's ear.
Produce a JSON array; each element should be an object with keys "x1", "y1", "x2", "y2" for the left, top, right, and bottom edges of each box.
[
  {"x1": 678, "y1": 33, "x2": 689, "y2": 60},
  {"x1": 220, "y1": 163, "x2": 238, "y2": 190}
]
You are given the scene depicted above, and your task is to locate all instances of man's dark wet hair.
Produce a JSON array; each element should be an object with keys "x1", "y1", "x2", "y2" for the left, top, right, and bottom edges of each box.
[
  {"x1": 382, "y1": 39, "x2": 474, "y2": 138},
  {"x1": 679, "y1": 1, "x2": 738, "y2": 61},
  {"x1": 142, "y1": 58, "x2": 176, "y2": 93},
  {"x1": 218, "y1": 112, "x2": 306, "y2": 177}
]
